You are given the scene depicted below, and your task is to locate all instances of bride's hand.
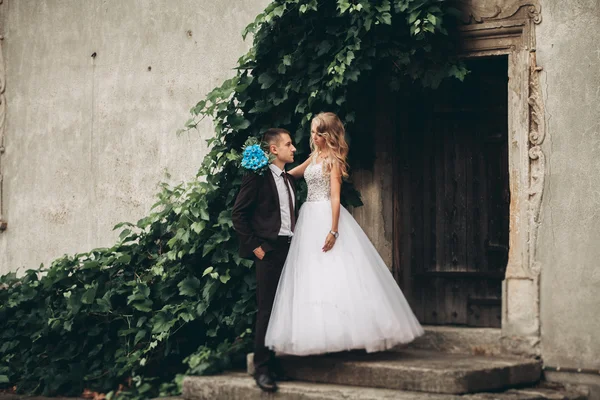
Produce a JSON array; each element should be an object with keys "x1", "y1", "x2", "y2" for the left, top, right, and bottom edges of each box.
[{"x1": 322, "y1": 233, "x2": 336, "y2": 252}]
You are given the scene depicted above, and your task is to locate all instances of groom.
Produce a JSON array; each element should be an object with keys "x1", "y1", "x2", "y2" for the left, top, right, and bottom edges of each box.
[{"x1": 232, "y1": 128, "x2": 297, "y2": 393}]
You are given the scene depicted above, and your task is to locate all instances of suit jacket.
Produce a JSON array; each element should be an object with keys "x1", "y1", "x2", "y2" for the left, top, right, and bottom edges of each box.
[{"x1": 232, "y1": 169, "x2": 297, "y2": 259}]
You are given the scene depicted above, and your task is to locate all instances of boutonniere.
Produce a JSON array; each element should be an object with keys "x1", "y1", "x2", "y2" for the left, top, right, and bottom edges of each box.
[{"x1": 240, "y1": 137, "x2": 273, "y2": 175}]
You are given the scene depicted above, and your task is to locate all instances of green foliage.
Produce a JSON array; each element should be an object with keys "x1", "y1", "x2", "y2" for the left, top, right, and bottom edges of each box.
[{"x1": 0, "y1": 0, "x2": 466, "y2": 398}]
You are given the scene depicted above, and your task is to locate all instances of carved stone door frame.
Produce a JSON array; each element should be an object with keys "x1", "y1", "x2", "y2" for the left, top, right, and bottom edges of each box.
[{"x1": 457, "y1": 0, "x2": 544, "y2": 355}]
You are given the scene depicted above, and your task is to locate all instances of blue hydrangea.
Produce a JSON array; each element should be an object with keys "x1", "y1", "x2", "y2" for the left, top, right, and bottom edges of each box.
[{"x1": 241, "y1": 144, "x2": 268, "y2": 172}]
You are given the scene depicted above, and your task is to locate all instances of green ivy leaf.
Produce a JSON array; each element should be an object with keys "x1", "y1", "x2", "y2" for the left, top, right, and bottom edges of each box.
[
  {"x1": 178, "y1": 277, "x2": 201, "y2": 297},
  {"x1": 272, "y1": 5, "x2": 285, "y2": 18},
  {"x1": 96, "y1": 295, "x2": 112, "y2": 313},
  {"x1": 376, "y1": 1, "x2": 391, "y2": 12},
  {"x1": 151, "y1": 312, "x2": 175, "y2": 334},
  {"x1": 200, "y1": 207, "x2": 210, "y2": 221},
  {"x1": 228, "y1": 114, "x2": 251, "y2": 130},
  {"x1": 338, "y1": 0, "x2": 351, "y2": 13},
  {"x1": 119, "y1": 229, "x2": 132, "y2": 241},
  {"x1": 134, "y1": 330, "x2": 147, "y2": 345},
  {"x1": 132, "y1": 299, "x2": 153, "y2": 313},
  {"x1": 408, "y1": 10, "x2": 420, "y2": 23},
  {"x1": 378, "y1": 12, "x2": 392, "y2": 25},
  {"x1": 427, "y1": 13, "x2": 437, "y2": 25},
  {"x1": 113, "y1": 221, "x2": 134, "y2": 230},
  {"x1": 191, "y1": 221, "x2": 206, "y2": 234},
  {"x1": 196, "y1": 302, "x2": 208, "y2": 316},
  {"x1": 116, "y1": 253, "x2": 132, "y2": 264},
  {"x1": 219, "y1": 270, "x2": 231, "y2": 284},
  {"x1": 81, "y1": 285, "x2": 98, "y2": 305},
  {"x1": 82, "y1": 260, "x2": 100, "y2": 270},
  {"x1": 258, "y1": 73, "x2": 276, "y2": 89},
  {"x1": 217, "y1": 211, "x2": 232, "y2": 227}
]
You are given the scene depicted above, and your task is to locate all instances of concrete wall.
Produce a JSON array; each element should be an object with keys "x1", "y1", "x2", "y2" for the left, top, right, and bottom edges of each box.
[
  {"x1": 0, "y1": 0, "x2": 270, "y2": 275},
  {"x1": 536, "y1": 0, "x2": 600, "y2": 386}
]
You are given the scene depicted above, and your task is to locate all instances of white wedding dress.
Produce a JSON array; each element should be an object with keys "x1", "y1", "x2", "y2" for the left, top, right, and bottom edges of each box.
[{"x1": 265, "y1": 157, "x2": 424, "y2": 356}]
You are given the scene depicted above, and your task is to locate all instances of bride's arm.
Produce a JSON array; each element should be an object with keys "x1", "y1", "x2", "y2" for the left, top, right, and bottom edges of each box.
[
  {"x1": 287, "y1": 156, "x2": 312, "y2": 179},
  {"x1": 323, "y1": 163, "x2": 342, "y2": 252}
]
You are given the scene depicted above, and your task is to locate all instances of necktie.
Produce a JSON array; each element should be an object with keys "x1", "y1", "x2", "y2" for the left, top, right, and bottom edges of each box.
[{"x1": 281, "y1": 172, "x2": 296, "y2": 232}]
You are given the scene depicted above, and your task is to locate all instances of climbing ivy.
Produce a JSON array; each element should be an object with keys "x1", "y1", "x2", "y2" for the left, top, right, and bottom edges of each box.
[{"x1": 0, "y1": 0, "x2": 466, "y2": 398}]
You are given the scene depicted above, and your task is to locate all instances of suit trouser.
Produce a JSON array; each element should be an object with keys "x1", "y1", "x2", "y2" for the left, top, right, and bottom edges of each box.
[{"x1": 253, "y1": 237, "x2": 290, "y2": 375}]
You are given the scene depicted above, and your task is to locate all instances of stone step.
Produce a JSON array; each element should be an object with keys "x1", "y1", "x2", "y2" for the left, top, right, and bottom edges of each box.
[
  {"x1": 406, "y1": 326, "x2": 502, "y2": 356},
  {"x1": 183, "y1": 373, "x2": 588, "y2": 400},
  {"x1": 247, "y1": 349, "x2": 542, "y2": 394}
]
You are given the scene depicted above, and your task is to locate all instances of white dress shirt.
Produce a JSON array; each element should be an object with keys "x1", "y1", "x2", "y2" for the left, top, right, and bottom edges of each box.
[{"x1": 269, "y1": 164, "x2": 295, "y2": 237}]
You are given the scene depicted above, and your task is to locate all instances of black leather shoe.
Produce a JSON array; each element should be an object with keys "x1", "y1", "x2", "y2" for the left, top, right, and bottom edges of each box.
[{"x1": 255, "y1": 373, "x2": 278, "y2": 392}]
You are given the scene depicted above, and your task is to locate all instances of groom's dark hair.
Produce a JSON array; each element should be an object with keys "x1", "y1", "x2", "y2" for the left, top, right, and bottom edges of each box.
[{"x1": 262, "y1": 128, "x2": 291, "y2": 147}]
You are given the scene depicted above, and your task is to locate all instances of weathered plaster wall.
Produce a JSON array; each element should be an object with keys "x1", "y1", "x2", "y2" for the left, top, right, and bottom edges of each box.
[
  {"x1": 0, "y1": 0, "x2": 270, "y2": 275},
  {"x1": 536, "y1": 0, "x2": 600, "y2": 378}
]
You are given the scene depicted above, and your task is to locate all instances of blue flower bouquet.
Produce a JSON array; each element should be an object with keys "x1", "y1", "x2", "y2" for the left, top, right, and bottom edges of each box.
[{"x1": 240, "y1": 137, "x2": 271, "y2": 175}]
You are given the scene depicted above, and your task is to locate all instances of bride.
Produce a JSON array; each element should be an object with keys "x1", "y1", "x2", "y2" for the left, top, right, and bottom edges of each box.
[{"x1": 265, "y1": 112, "x2": 424, "y2": 356}]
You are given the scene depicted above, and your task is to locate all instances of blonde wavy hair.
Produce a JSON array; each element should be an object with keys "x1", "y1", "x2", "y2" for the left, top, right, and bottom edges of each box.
[{"x1": 309, "y1": 112, "x2": 349, "y2": 178}]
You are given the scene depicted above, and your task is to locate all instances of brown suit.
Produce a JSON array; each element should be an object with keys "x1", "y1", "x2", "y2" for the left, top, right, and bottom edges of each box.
[{"x1": 232, "y1": 169, "x2": 297, "y2": 376}]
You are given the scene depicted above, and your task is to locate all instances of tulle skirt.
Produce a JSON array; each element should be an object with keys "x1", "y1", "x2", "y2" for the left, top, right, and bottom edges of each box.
[{"x1": 265, "y1": 200, "x2": 424, "y2": 356}]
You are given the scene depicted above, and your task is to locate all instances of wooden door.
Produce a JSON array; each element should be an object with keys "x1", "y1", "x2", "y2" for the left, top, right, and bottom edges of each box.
[{"x1": 394, "y1": 56, "x2": 509, "y2": 327}]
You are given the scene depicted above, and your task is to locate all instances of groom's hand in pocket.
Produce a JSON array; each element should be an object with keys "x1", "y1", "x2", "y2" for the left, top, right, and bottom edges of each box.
[{"x1": 253, "y1": 246, "x2": 266, "y2": 260}]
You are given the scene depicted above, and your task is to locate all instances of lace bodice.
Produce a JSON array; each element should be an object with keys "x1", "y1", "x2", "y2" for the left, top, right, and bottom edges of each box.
[{"x1": 305, "y1": 159, "x2": 330, "y2": 202}]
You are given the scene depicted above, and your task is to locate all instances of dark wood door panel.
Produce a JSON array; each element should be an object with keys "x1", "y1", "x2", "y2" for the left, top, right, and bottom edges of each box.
[{"x1": 394, "y1": 56, "x2": 509, "y2": 327}]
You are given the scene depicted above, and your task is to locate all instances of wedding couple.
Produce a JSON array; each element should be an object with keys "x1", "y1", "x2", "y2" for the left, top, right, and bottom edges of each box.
[{"x1": 232, "y1": 112, "x2": 424, "y2": 392}]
